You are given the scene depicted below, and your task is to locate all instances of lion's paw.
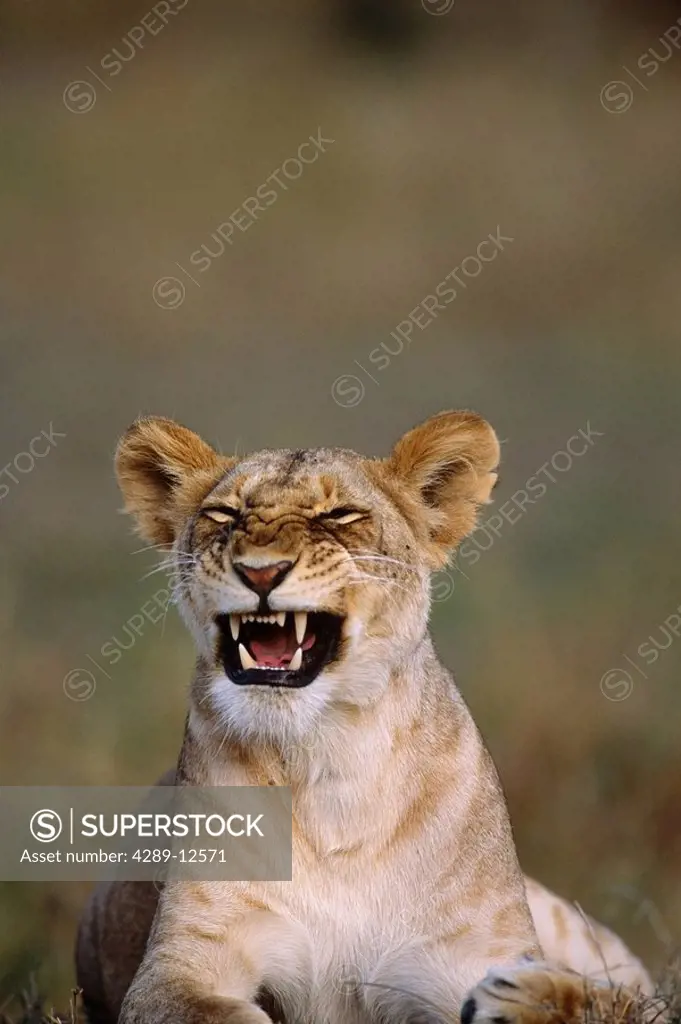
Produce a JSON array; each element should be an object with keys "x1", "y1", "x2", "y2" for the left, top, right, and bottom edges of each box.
[{"x1": 461, "y1": 960, "x2": 642, "y2": 1024}]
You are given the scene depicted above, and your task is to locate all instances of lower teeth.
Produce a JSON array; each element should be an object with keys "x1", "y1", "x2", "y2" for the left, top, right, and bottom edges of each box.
[{"x1": 237, "y1": 644, "x2": 304, "y2": 673}]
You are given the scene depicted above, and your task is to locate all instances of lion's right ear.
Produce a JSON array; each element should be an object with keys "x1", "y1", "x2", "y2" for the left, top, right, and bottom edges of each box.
[{"x1": 115, "y1": 417, "x2": 233, "y2": 545}]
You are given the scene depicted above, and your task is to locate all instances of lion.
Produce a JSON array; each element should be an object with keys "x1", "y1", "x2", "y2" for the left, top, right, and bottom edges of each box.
[{"x1": 76, "y1": 410, "x2": 653, "y2": 1024}]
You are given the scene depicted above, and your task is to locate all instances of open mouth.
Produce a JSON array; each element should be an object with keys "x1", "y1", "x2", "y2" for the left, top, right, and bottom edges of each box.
[{"x1": 216, "y1": 611, "x2": 344, "y2": 688}]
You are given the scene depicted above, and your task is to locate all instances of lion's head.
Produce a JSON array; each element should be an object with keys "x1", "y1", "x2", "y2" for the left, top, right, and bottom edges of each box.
[{"x1": 116, "y1": 411, "x2": 498, "y2": 742}]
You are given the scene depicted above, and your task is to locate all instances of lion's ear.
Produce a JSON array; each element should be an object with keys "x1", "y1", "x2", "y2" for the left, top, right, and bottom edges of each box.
[
  {"x1": 115, "y1": 417, "x2": 233, "y2": 545},
  {"x1": 384, "y1": 410, "x2": 499, "y2": 563}
]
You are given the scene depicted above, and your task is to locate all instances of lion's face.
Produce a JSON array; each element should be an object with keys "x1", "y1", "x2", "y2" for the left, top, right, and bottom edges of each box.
[
  {"x1": 116, "y1": 412, "x2": 499, "y2": 739},
  {"x1": 178, "y1": 446, "x2": 432, "y2": 694}
]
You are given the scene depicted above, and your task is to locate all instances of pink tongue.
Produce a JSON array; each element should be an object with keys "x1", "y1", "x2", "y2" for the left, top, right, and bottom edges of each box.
[
  {"x1": 250, "y1": 632, "x2": 316, "y2": 668},
  {"x1": 251, "y1": 633, "x2": 291, "y2": 668}
]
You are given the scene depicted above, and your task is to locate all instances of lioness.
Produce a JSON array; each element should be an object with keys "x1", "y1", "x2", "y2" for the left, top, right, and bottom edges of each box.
[{"x1": 77, "y1": 411, "x2": 652, "y2": 1024}]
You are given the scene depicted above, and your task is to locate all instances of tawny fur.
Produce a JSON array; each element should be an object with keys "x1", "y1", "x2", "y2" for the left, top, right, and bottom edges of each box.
[{"x1": 77, "y1": 411, "x2": 653, "y2": 1024}]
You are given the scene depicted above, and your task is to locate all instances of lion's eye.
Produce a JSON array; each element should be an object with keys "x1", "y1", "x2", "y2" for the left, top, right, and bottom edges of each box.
[
  {"x1": 202, "y1": 506, "x2": 239, "y2": 525},
  {"x1": 320, "y1": 508, "x2": 367, "y2": 525}
]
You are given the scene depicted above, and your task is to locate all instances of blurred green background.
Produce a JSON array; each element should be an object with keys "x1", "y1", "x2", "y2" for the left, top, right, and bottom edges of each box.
[{"x1": 1, "y1": 0, "x2": 680, "y2": 1013}]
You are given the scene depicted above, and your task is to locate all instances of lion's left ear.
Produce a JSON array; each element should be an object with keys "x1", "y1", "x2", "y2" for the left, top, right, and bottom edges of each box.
[{"x1": 381, "y1": 410, "x2": 499, "y2": 564}]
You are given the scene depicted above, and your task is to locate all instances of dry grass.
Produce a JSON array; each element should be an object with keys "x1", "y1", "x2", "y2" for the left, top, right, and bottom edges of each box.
[
  {"x1": 2, "y1": 969, "x2": 681, "y2": 1024},
  {"x1": 0, "y1": 984, "x2": 82, "y2": 1024}
]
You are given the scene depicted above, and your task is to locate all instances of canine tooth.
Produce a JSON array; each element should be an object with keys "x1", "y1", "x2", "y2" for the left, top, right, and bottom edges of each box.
[
  {"x1": 238, "y1": 644, "x2": 258, "y2": 670},
  {"x1": 289, "y1": 647, "x2": 303, "y2": 672},
  {"x1": 275, "y1": 612, "x2": 286, "y2": 628},
  {"x1": 294, "y1": 612, "x2": 307, "y2": 645},
  {"x1": 230, "y1": 615, "x2": 240, "y2": 641}
]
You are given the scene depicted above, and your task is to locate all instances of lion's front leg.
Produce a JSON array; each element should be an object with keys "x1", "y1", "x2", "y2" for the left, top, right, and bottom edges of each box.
[
  {"x1": 119, "y1": 882, "x2": 312, "y2": 1024},
  {"x1": 460, "y1": 959, "x2": 647, "y2": 1024}
]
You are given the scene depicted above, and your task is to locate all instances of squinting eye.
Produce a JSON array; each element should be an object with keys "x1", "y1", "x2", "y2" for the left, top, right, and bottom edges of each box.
[
  {"x1": 202, "y1": 506, "x2": 239, "y2": 525},
  {"x1": 321, "y1": 508, "x2": 367, "y2": 525}
]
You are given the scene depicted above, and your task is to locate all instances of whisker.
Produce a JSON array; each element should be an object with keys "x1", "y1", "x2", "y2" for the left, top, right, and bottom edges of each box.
[
  {"x1": 348, "y1": 551, "x2": 416, "y2": 570},
  {"x1": 130, "y1": 543, "x2": 175, "y2": 556},
  {"x1": 348, "y1": 576, "x2": 405, "y2": 586},
  {"x1": 138, "y1": 558, "x2": 196, "y2": 583},
  {"x1": 347, "y1": 574, "x2": 410, "y2": 594},
  {"x1": 139, "y1": 567, "x2": 169, "y2": 582},
  {"x1": 139, "y1": 564, "x2": 180, "y2": 582},
  {"x1": 160, "y1": 557, "x2": 197, "y2": 570},
  {"x1": 214, "y1": 712, "x2": 234, "y2": 760},
  {"x1": 342, "y1": 552, "x2": 412, "y2": 579},
  {"x1": 351, "y1": 556, "x2": 417, "y2": 571},
  {"x1": 348, "y1": 549, "x2": 407, "y2": 559},
  {"x1": 345, "y1": 580, "x2": 406, "y2": 609},
  {"x1": 160, "y1": 589, "x2": 177, "y2": 637}
]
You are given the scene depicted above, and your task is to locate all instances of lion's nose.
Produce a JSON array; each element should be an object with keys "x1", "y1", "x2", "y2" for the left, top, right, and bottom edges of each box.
[{"x1": 232, "y1": 559, "x2": 295, "y2": 597}]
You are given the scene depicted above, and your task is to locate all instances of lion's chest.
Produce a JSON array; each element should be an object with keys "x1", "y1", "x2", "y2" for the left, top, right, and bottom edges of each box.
[{"x1": 254, "y1": 843, "x2": 429, "y2": 1024}]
